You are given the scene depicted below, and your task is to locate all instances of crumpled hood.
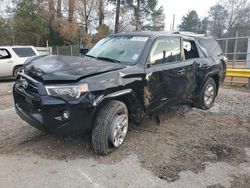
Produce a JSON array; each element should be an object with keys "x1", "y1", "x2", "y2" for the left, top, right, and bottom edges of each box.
[{"x1": 24, "y1": 55, "x2": 126, "y2": 81}]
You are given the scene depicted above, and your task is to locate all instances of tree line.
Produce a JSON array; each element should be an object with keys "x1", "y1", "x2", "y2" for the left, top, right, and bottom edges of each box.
[
  {"x1": 0, "y1": 0, "x2": 250, "y2": 47},
  {"x1": 178, "y1": 0, "x2": 250, "y2": 38},
  {"x1": 0, "y1": 0, "x2": 165, "y2": 46}
]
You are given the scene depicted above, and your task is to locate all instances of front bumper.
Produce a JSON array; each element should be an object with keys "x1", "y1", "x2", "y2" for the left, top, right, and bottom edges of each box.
[
  {"x1": 13, "y1": 75, "x2": 96, "y2": 135},
  {"x1": 15, "y1": 103, "x2": 45, "y2": 131}
]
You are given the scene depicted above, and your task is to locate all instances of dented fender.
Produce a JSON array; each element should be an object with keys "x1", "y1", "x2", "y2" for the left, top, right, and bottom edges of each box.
[{"x1": 93, "y1": 89, "x2": 133, "y2": 106}]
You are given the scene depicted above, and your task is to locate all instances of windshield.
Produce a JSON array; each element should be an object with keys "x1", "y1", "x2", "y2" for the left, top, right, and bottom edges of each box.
[{"x1": 86, "y1": 36, "x2": 149, "y2": 65}]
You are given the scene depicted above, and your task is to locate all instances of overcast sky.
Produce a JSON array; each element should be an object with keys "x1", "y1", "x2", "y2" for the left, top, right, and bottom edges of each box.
[{"x1": 158, "y1": 0, "x2": 219, "y2": 31}]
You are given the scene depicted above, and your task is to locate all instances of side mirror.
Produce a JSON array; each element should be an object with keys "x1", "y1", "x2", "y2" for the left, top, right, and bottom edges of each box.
[{"x1": 80, "y1": 48, "x2": 89, "y2": 56}]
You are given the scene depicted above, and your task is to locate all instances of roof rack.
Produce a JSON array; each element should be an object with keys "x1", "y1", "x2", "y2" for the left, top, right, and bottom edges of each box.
[{"x1": 172, "y1": 31, "x2": 207, "y2": 37}]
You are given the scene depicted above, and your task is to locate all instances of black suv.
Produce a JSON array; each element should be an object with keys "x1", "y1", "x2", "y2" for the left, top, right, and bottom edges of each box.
[{"x1": 13, "y1": 31, "x2": 226, "y2": 155}]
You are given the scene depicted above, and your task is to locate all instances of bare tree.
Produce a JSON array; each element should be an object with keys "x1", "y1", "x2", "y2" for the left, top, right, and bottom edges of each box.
[
  {"x1": 223, "y1": 0, "x2": 248, "y2": 30},
  {"x1": 76, "y1": 0, "x2": 95, "y2": 33},
  {"x1": 119, "y1": 6, "x2": 134, "y2": 32}
]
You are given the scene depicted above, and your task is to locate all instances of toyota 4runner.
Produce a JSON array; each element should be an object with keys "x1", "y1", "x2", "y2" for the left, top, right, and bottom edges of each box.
[{"x1": 13, "y1": 31, "x2": 227, "y2": 155}]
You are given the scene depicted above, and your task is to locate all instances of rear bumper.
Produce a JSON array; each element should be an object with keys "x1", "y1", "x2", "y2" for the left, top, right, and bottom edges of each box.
[{"x1": 13, "y1": 79, "x2": 96, "y2": 135}]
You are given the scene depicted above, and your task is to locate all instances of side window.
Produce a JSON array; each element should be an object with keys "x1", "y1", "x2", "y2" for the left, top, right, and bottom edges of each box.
[
  {"x1": 12, "y1": 47, "x2": 36, "y2": 57},
  {"x1": 198, "y1": 38, "x2": 222, "y2": 57},
  {"x1": 149, "y1": 37, "x2": 181, "y2": 66},
  {"x1": 0, "y1": 49, "x2": 11, "y2": 60},
  {"x1": 183, "y1": 40, "x2": 200, "y2": 60}
]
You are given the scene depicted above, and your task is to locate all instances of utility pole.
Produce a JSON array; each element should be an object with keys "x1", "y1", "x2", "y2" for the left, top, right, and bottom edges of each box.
[{"x1": 172, "y1": 14, "x2": 175, "y2": 31}]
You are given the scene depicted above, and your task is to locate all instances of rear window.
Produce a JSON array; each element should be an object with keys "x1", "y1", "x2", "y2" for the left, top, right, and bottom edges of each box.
[
  {"x1": 196, "y1": 37, "x2": 222, "y2": 57},
  {"x1": 12, "y1": 47, "x2": 36, "y2": 57}
]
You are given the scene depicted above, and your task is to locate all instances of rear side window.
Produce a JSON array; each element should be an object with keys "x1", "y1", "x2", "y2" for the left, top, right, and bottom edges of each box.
[
  {"x1": 183, "y1": 40, "x2": 199, "y2": 60},
  {"x1": 0, "y1": 49, "x2": 11, "y2": 59},
  {"x1": 149, "y1": 37, "x2": 181, "y2": 66},
  {"x1": 12, "y1": 47, "x2": 36, "y2": 57},
  {"x1": 196, "y1": 37, "x2": 222, "y2": 57}
]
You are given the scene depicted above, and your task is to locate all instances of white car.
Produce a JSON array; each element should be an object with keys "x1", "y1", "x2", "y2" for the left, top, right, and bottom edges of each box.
[{"x1": 0, "y1": 46, "x2": 39, "y2": 78}]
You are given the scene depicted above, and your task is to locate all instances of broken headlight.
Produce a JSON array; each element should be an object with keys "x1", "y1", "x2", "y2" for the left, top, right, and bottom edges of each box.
[{"x1": 45, "y1": 83, "x2": 89, "y2": 100}]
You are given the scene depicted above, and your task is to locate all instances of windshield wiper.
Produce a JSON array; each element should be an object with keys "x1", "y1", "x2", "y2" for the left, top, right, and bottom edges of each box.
[
  {"x1": 97, "y1": 56, "x2": 121, "y2": 64},
  {"x1": 84, "y1": 54, "x2": 96, "y2": 59},
  {"x1": 84, "y1": 54, "x2": 96, "y2": 58}
]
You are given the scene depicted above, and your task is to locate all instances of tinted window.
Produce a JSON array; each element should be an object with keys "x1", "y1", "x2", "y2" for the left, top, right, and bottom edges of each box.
[
  {"x1": 149, "y1": 37, "x2": 181, "y2": 66},
  {"x1": 86, "y1": 36, "x2": 149, "y2": 65},
  {"x1": 183, "y1": 40, "x2": 199, "y2": 59},
  {"x1": 0, "y1": 49, "x2": 11, "y2": 59},
  {"x1": 195, "y1": 37, "x2": 222, "y2": 57},
  {"x1": 12, "y1": 47, "x2": 36, "y2": 57}
]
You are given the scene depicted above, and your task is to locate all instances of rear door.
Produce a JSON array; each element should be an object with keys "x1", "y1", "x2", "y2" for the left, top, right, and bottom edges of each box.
[
  {"x1": 145, "y1": 37, "x2": 192, "y2": 111},
  {"x1": 0, "y1": 48, "x2": 14, "y2": 77},
  {"x1": 182, "y1": 39, "x2": 202, "y2": 99}
]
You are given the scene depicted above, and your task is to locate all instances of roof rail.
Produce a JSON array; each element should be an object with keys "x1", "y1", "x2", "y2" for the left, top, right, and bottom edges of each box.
[{"x1": 173, "y1": 31, "x2": 207, "y2": 37}]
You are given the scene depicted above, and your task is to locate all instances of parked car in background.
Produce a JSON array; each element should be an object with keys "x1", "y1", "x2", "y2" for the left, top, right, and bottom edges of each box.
[
  {"x1": 13, "y1": 31, "x2": 227, "y2": 155},
  {"x1": 0, "y1": 46, "x2": 39, "y2": 78}
]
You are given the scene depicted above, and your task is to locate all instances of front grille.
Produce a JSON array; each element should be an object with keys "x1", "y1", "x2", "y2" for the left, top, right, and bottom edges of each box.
[
  {"x1": 15, "y1": 73, "x2": 41, "y2": 114},
  {"x1": 26, "y1": 82, "x2": 38, "y2": 94},
  {"x1": 17, "y1": 73, "x2": 39, "y2": 95},
  {"x1": 24, "y1": 69, "x2": 43, "y2": 83}
]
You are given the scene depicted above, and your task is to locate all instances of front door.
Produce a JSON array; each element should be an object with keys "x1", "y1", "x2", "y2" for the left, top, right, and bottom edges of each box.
[{"x1": 145, "y1": 37, "x2": 191, "y2": 111}]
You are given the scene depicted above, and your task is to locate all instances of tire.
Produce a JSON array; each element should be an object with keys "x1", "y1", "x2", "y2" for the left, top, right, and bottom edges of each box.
[
  {"x1": 13, "y1": 66, "x2": 23, "y2": 79},
  {"x1": 92, "y1": 100, "x2": 128, "y2": 155},
  {"x1": 194, "y1": 77, "x2": 217, "y2": 110}
]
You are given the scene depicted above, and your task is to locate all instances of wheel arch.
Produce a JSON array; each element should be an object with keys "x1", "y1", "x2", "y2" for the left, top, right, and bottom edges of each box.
[
  {"x1": 196, "y1": 71, "x2": 220, "y2": 97},
  {"x1": 93, "y1": 89, "x2": 144, "y2": 124},
  {"x1": 13, "y1": 65, "x2": 23, "y2": 77}
]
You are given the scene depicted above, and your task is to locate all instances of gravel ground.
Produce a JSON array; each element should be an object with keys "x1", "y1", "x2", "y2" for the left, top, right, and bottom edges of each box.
[{"x1": 0, "y1": 81, "x2": 249, "y2": 188}]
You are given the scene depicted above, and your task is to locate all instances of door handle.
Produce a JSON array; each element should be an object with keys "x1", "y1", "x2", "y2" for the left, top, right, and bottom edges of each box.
[
  {"x1": 7, "y1": 60, "x2": 14, "y2": 63},
  {"x1": 177, "y1": 68, "x2": 185, "y2": 75}
]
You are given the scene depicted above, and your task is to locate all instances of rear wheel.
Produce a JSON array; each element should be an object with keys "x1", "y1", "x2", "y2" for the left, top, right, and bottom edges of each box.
[
  {"x1": 92, "y1": 100, "x2": 128, "y2": 155},
  {"x1": 195, "y1": 77, "x2": 217, "y2": 110}
]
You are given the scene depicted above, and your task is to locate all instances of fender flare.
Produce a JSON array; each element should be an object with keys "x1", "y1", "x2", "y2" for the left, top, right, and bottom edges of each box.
[
  {"x1": 202, "y1": 70, "x2": 220, "y2": 85},
  {"x1": 94, "y1": 89, "x2": 133, "y2": 105},
  {"x1": 195, "y1": 70, "x2": 220, "y2": 97},
  {"x1": 91, "y1": 89, "x2": 143, "y2": 124}
]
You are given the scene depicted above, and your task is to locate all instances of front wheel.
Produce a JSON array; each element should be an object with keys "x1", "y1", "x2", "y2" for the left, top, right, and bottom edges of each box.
[
  {"x1": 194, "y1": 77, "x2": 217, "y2": 110},
  {"x1": 92, "y1": 100, "x2": 128, "y2": 155},
  {"x1": 13, "y1": 66, "x2": 23, "y2": 79}
]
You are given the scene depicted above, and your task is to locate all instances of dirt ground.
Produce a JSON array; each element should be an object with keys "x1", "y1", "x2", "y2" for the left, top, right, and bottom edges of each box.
[{"x1": 0, "y1": 81, "x2": 249, "y2": 188}]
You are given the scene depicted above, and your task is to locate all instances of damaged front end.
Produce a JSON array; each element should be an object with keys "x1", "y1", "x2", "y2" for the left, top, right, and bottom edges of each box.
[
  {"x1": 14, "y1": 73, "x2": 98, "y2": 134},
  {"x1": 13, "y1": 64, "x2": 145, "y2": 135}
]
